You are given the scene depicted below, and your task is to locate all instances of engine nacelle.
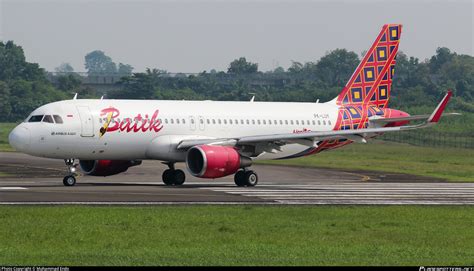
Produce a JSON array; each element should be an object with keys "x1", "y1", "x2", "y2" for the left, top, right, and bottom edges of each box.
[
  {"x1": 382, "y1": 108, "x2": 410, "y2": 127},
  {"x1": 186, "y1": 145, "x2": 252, "y2": 178},
  {"x1": 79, "y1": 160, "x2": 142, "y2": 176}
]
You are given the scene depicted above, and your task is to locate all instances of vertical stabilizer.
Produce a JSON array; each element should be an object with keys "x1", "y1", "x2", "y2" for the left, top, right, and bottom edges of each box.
[{"x1": 335, "y1": 24, "x2": 402, "y2": 108}]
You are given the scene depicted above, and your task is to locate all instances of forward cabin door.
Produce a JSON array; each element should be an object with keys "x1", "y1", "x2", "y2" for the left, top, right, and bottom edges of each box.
[{"x1": 77, "y1": 106, "x2": 95, "y2": 137}]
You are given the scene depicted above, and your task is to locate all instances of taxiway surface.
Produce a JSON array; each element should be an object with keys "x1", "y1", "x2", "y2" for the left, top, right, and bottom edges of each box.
[{"x1": 1, "y1": 152, "x2": 473, "y2": 205}]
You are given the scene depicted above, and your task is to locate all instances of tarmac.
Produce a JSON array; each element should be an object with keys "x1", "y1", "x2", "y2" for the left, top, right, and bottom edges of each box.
[{"x1": 1, "y1": 152, "x2": 473, "y2": 205}]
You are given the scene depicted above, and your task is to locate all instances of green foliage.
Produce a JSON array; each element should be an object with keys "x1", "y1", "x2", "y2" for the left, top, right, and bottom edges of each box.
[
  {"x1": 227, "y1": 57, "x2": 258, "y2": 74},
  {"x1": 56, "y1": 74, "x2": 82, "y2": 92},
  {"x1": 55, "y1": 62, "x2": 74, "y2": 73},
  {"x1": 85, "y1": 50, "x2": 117, "y2": 75},
  {"x1": 0, "y1": 41, "x2": 68, "y2": 122}
]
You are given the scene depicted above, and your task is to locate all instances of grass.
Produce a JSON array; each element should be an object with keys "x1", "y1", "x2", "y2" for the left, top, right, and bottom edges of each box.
[
  {"x1": 259, "y1": 141, "x2": 474, "y2": 182},
  {"x1": 0, "y1": 206, "x2": 472, "y2": 266},
  {"x1": 0, "y1": 122, "x2": 16, "y2": 152}
]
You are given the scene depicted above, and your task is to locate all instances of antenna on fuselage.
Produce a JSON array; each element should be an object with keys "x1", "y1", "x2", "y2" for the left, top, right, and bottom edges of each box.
[
  {"x1": 249, "y1": 93, "x2": 256, "y2": 102},
  {"x1": 72, "y1": 93, "x2": 78, "y2": 100},
  {"x1": 316, "y1": 99, "x2": 320, "y2": 103}
]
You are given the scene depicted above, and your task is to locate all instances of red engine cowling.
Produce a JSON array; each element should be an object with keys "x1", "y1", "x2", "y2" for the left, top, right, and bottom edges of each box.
[
  {"x1": 79, "y1": 160, "x2": 142, "y2": 176},
  {"x1": 382, "y1": 108, "x2": 410, "y2": 127},
  {"x1": 186, "y1": 145, "x2": 252, "y2": 178}
]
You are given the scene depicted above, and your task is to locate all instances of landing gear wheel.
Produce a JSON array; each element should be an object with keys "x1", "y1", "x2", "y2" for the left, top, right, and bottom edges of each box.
[
  {"x1": 63, "y1": 175, "x2": 76, "y2": 186},
  {"x1": 162, "y1": 169, "x2": 174, "y2": 185},
  {"x1": 234, "y1": 170, "x2": 245, "y2": 187},
  {"x1": 243, "y1": 170, "x2": 258, "y2": 187},
  {"x1": 162, "y1": 169, "x2": 186, "y2": 186},
  {"x1": 173, "y1": 170, "x2": 186, "y2": 185}
]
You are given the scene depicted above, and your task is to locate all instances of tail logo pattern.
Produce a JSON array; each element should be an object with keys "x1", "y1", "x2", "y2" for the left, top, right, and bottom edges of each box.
[{"x1": 336, "y1": 24, "x2": 402, "y2": 109}]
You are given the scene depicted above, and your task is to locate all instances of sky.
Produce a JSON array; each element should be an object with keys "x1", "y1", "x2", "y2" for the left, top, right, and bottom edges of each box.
[{"x1": 0, "y1": 0, "x2": 472, "y2": 73}]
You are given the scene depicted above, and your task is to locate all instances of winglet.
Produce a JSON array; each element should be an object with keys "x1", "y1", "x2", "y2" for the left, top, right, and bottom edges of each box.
[{"x1": 428, "y1": 90, "x2": 453, "y2": 123}]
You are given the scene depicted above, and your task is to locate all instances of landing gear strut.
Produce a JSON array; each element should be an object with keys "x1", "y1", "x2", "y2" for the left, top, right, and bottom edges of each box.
[
  {"x1": 63, "y1": 158, "x2": 77, "y2": 186},
  {"x1": 162, "y1": 162, "x2": 186, "y2": 186},
  {"x1": 234, "y1": 169, "x2": 258, "y2": 187}
]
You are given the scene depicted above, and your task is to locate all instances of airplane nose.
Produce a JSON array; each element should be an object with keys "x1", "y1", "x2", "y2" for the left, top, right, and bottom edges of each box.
[{"x1": 9, "y1": 125, "x2": 31, "y2": 152}]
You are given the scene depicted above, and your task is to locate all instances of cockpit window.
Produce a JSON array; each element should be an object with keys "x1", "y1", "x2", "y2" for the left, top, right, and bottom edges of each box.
[
  {"x1": 53, "y1": 115, "x2": 63, "y2": 124},
  {"x1": 42, "y1": 115, "x2": 54, "y2": 123},
  {"x1": 28, "y1": 115, "x2": 44, "y2": 122}
]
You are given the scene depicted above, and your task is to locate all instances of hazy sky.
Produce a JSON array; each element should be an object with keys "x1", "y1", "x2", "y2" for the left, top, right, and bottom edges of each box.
[{"x1": 1, "y1": 0, "x2": 472, "y2": 73}]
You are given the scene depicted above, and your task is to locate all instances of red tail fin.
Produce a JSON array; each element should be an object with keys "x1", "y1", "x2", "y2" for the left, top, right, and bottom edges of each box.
[{"x1": 336, "y1": 24, "x2": 402, "y2": 108}]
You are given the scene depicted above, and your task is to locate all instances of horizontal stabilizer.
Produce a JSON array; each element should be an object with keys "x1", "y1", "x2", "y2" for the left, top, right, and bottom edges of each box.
[{"x1": 370, "y1": 112, "x2": 460, "y2": 124}]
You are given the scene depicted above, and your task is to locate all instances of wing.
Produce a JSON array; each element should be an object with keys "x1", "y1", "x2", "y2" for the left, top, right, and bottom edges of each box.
[{"x1": 177, "y1": 91, "x2": 454, "y2": 154}]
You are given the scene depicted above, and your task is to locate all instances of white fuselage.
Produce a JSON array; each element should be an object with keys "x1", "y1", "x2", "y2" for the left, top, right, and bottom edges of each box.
[{"x1": 9, "y1": 99, "x2": 339, "y2": 162}]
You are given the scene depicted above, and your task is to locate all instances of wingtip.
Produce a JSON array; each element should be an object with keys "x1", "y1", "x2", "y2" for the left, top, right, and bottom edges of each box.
[{"x1": 428, "y1": 90, "x2": 453, "y2": 123}]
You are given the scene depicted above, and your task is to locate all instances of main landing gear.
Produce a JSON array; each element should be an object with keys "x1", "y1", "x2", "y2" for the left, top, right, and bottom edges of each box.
[
  {"x1": 234, "y1": 169, "x2": 258, "y2": 187},
  {"x1": 162, "y1": 162, "x2": 186, "y2": 186},
  {"x1": 63, "y1": 158, "x2": 77, "y2": 186}
]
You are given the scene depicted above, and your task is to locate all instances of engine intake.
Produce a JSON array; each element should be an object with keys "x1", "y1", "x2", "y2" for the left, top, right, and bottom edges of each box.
[
  {"x1": 79, "y1": 160, "x2": 142, "y2": 176},
  {"x1": 186, "y1": 145, "x2": 252, "y2": 178}
]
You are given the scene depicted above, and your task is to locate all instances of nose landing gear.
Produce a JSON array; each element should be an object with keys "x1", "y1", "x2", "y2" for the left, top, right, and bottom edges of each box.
[
  {"x1": 162, "y1": 162, "x2": 186, "y2": 186},
  {"x1": 63, "y1": 158, "x2": 77, "y2": 186}
]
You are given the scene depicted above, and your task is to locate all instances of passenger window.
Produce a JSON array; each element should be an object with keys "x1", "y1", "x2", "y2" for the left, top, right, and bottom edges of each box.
[
  {"x1": 328, "y1": 120, "x2": 332, "y2": 125},
  {"x1": 279, "y1": 120, "x2": 283, "y2": 125},
  {"x1": 182, "y1": 119, "x2": 186, "y2": 124},
  {"x1": 200, "y1": 119, "x2": 204, "y2": 124},
  {"x1": 165, "y1": 119, "x2": 168, "y2": 124},
  {"x1": 296, "y1": 120, "x2": 299, "y2": 125},
  {"x1": 262, "y1": 120, "x2": 266, "y2": 125},
  {"x1": 318, "y1": 120, "x2": 321, "y2": 125},
  {"x1": 240, "y1": 119, "x2": 244, "y2": 124},
  {"x1": 252, "y1": 120, "x2": 255, "y2": 125},
  {"x1": 42, "y1": 115, "x2": 54, "y2": 123},
  {"x1": 176, "y1": 119, "x2": 180, "y2": 124},
  {"x1": 28, "y1": 115, "x2": 44, "y2": 122},
  {"x1": 306, "y1": 120, "x2": 310, "y2": 125},
  {"x1": 229, "y1": 119, "x2": 233, "y2": 124},
  {"x1": 218, "y1": 119, "x2": 221, "y2": 124},
  {"x1": 170, "y1": 119, "x2": 174, "y2": 124},
  {"x1": 290, "y1": 120, "x2": 294, "y2": 125},
  {"x1": 53, "y1": 115, "x2": 63, "y2": 124},
  {"x1": 206, "y1": 119, "x2": 210, "y2": 124},
  {"x1": 224, "y1": 119, "x2": 227, "y2": 125},
  {"x1": 212, "y1": 119, "x2": 216, "y2": 124},
  {"x1": 246, "y1": 120, "x2": 250, "y2": 125},
  {"x1": 312, "y1": 120, "x2": 316, "y2": 125},
  {"x1": 323, "y1": 120, "x2": 326, "y2": 125}
]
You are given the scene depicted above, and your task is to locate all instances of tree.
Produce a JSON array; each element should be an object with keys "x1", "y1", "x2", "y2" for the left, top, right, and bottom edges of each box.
[
  {"x1": 55, "y1": 63, "x2": 74, "y2": 73},
  {"x1": 57, "y1": 74, "x2": 82, "y2": 91},
  {"x1": 117, "y1": 63, "x2": 133, "y2": 76},
  {"x1": 0, "y1": 81, "x2": 12, "y2": 120},
  {"x1": 227, "y1": 57, "x2": 258, "y2": 74},
  {"x1": 84, "y1": 50, "x2": 117, "y2": 75},
  {"x1": 430, "y1": 47, "x2": 455, "y2": 72},
  {"x1": 315, "y1": 49, "x2": 359, "y2": 87}
]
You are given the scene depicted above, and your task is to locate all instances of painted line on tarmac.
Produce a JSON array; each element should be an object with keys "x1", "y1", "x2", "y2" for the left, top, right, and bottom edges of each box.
[
  {"x1": 0, "y1": 200, "x2": 473, "y2": 205},
  {"x1": 0, "y1": 187, "x2": 28, "y2": 190}
]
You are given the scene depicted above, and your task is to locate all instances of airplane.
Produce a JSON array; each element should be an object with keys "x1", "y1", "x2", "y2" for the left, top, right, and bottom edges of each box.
[{"x1": 8, "y1": 24, "x2": 456, "y2": 187}]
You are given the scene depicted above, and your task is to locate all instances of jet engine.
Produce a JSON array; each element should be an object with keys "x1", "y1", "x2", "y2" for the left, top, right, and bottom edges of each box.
[
  {"x1": 79, "y1": 160, "x2": 142, "y2": 176},
  {"x1": 186, "y1": 145, "x2": 252, "y2": 178}
]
